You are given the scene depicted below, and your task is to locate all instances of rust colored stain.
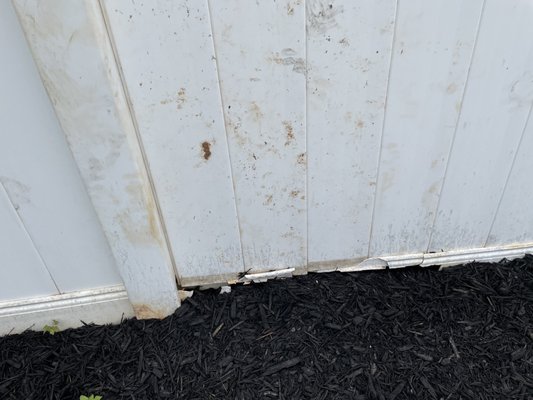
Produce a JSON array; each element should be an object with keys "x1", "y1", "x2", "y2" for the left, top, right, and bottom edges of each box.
[
  {"x1": 356, "y1": 119, "x2": 365, "y2": 129},
  {"x1": 133, "y1": 304, "x2": 167, "y2": 319},
  {"x1": 297, "y1": 152, "x2": 306, "y2": 165},
  {"x1": 290, "y1": 190, "x2": 300, "y2": 198},
  {"x1": 201, "y1": 141, "x2": 212, "y2": 160},
  {"x1": 283, "y1": 121, "x2": 294, "y2": 145}
]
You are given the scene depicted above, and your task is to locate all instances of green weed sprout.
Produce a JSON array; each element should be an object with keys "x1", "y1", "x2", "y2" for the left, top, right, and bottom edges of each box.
[{"x1": 42, "y1": 320, "x2": 60, "y2": 335}]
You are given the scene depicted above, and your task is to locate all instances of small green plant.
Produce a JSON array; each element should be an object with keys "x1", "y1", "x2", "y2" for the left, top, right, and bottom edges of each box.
[
  {"x1": 80, "y1": 395, "x2": 102, "y2": 400},
  {"x1": 42, "y1": 320, "x2": 60, "y2": 335}
]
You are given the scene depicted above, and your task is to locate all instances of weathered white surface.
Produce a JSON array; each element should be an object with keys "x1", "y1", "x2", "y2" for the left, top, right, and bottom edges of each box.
[
  {"x1": 0, "y1": 285, "x2": 134, "y2": 335},
  {"x1": 429, "y1": 0, "x2": 533, "y2": 252},
  {"x1": 101, "y1": 0, "x2": 244, "y2": 284},
  {"x1": 486, "y1": 106, "x2": 533, "y2": 246},
  {"x1": 210, "y1": 0, "x2": 307, "y2": 272},
  {"x1": 370, "y1": 0, "x2": 484, "y2": 256},
  {"x1": 0, "y1": 0, "x2": 122, "y2": 293},
  {"x1": 4, "y1": 0, "x2": 533, "y2": 301},
  {"x1": 0, "y1": 184, "x2": 58, "y2": 302},
  {"x1": 307, "y1": 0, "x2": 396, "y2": 263},
  {"x1": 13, "y1": 0, "x2": 179, "y2": 317}
]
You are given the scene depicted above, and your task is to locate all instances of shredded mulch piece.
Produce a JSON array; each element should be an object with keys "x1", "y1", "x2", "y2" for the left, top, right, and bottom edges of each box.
[{"x1": 1, "y1": 256, "x2": 533, "y2": 399}]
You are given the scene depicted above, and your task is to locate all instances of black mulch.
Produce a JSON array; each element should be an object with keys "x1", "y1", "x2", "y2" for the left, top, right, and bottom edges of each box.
[{"x1": 2, "y1": 257, "x2": 533, "y2": 400}]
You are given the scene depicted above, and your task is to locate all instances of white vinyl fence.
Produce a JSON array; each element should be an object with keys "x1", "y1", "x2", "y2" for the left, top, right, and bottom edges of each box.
[{"x1": 2, "y1": 0, "x2": 533, "y2": 333}]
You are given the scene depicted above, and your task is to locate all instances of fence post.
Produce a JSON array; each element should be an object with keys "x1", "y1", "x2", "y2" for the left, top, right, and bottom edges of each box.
[{"x1": 12, "y1": 0, "x2": 180, "y2": 318}]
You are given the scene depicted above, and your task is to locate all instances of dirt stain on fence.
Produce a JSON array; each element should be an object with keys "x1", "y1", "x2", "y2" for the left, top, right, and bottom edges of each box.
[
  {"x1": 269, "y1": 52, "x2": 306, "y2": 75},
  {"x1": 283, "y1": 121, "x2": 295, "y2": 145},
  {"x1": 201, "y1": 141, "x2": 212, "y2": 160},
  {"x1": 250, "y1": 102, "x2": 264, "y2": 122},
  {"x1": 307, "y1": 1, "x2": 343, "y2": 33}
]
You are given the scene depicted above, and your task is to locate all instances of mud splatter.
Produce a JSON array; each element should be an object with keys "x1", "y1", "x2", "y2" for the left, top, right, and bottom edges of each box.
[
  {"x1": 283, "y1": 121, "x2": 295, "y2": 145},
  {"x1": 201, "y1": 141, "x2": 212, "y2": 160},
  {"x1": 177, "y1": 88, "x2": 186, "y2": 109},
  {"x1": 160, "y1": 87, "x2": 186, "y2": 109}
]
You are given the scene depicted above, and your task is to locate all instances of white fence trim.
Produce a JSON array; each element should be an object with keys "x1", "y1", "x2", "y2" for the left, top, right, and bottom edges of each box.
[
  {"x1": 0, "y1": 285, "x2": 133, "y2": 335},
  {"x1": 313, "y1": 243, "x2": 533, "y2": 273}
]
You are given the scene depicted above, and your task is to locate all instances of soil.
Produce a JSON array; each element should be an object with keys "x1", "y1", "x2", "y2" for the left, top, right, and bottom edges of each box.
[{"x1": 1, "y1": 256, "x2": 533, "y2": 399}]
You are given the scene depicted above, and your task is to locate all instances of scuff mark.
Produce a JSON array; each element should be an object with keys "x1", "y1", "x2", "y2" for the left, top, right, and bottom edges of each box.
[
  {"x1": 306, "y1": 1, "x2": 343, "y2": 34},
  {"x1": 269, "y1": 52, "x2": 306, "y2": 75},
  {"x1": 201, "y1": 141, "x2": 212, "y2": 160},
  {"x1": 0, "y1": 177, "x2": 31, "y2": 209},
  {"x1": 287, "y1": 0, "x2": 302, "y2": 16},
  {"x1": 250, "y1": 101, "x2": 263, "y2": 122},
  {"x1": 381, "y1": 170, "x2": 395, "y2": 191},
  {"x1": 509, "y1": 72, "x2": 533, "y2": 108},
  {"x1": 287, "y1": 3, "x2": 294, "y2": 15},
  {"x1": 263, "y1": 194, "x2": 274, "y2": 205}
]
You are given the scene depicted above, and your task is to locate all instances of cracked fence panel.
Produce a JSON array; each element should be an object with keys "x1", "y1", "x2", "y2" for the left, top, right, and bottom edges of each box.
[
  {"x1": 369, "y1": 0, "x2": 484, "y2": 257},
  {"x1": 13, "y1": 0, "x2": 179, "y2": 317},
  {"x1": 209, "y1": 1, "x2": 307, "y2": 272},
  {"x1": 307, "y1": 0, "x2": 396, "y2": 266},
  {"x1": 429, "y1": 0, "x2": 533, "y2": 252},
  {"x1": 101, "y1": 1, "x2": 244, "y2": 286}
]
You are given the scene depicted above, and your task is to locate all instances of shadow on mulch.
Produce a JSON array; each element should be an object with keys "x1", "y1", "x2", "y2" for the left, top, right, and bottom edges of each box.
[{"x1": 1, "y1": 257, "x2": 533, "y2": 400}]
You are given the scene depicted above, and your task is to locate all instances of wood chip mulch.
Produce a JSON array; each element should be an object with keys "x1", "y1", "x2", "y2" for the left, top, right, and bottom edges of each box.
[{"x1": 1, "y1": 256, "x2": 533, "y2": 399}]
